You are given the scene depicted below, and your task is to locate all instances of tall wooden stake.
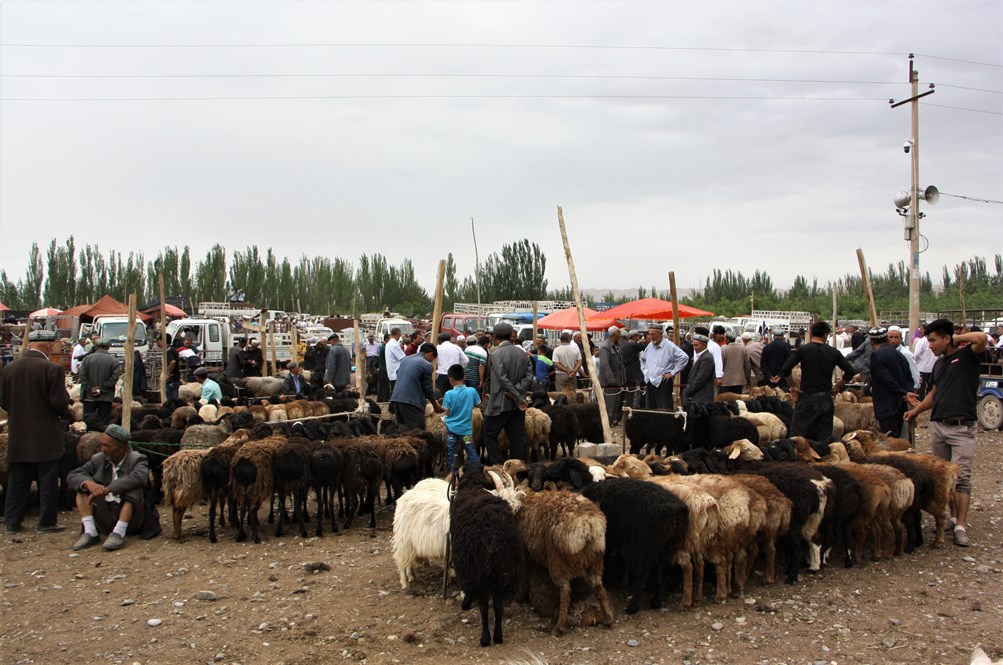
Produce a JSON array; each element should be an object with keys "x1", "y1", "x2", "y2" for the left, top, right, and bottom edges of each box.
[
  {"x1": 831, "y1": 285, "x2": 839, "y2": 348},
  {"x1": 20, "y1": 321, "x2": 29, "y2": 357},
  {"x1": 856, "y1": 248, "x2": 879, "y2": 326},
  {"x1": 269, "y1": 321, "x2": 278, "y2": 375},
  {"x1": 959, "y1": 269, "x2": 967, "y2": 331},
  {"x1": 471, "y1": 218, "x2": 482, "y2": 306},
  {"x1": 259, "y1": 313, "x2": 267, "y2": 377},
  {"x1": 668, "y1": 272, "x2": 682, "y2": 405},
  {"x1": 532, "y1": 301, "x2": 539, "y2": 341},
  {"x1": 354, "y1": 319, "x2": 365, "y2": 405},
  {"x1": 159, "y1": 275, "x2": 167, "y2": 402},
  {"x1": 122, "y1": 294, "x2": 137, "y2": 430},
  {"x1": 432, "y1": 260, "x2": 446, "y2": 343},
  {"x1": 558, "y1": 206, "x2": 612, "y2": 444}
]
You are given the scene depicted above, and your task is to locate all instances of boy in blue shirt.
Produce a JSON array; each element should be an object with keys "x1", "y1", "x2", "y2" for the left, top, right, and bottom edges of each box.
[{"x1": 442, "y1": 363, "x2": 481, "y2": 472}]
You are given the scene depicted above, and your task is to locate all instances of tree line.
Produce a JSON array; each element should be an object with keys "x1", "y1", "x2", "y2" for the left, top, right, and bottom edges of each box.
[{"x1": 2, "y1": 238, "x2": 998, "y2": 321}]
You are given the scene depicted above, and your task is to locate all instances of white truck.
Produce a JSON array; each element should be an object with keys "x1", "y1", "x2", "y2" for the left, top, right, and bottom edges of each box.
[
  {"x1": 359, "y1": 314, "x2": 415, "y2": 340},
  {"x1": 165, "y1": 318, "x2": 295, "y2": 367},
  {"x1": 728, "y1": 310, "x2": 814, "y2": 337},
  {"x1": 79, "y1": 316, "x2": 150, "y2": 361}
]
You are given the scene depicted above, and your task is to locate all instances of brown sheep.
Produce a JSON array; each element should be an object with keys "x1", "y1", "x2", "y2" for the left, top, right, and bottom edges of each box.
[
  {"x1": 834, "y1": 402, "x2": 877, "y2": 432},
  {"x1": 730, "y1": 474, "x2": 793, "y2": 585},
  {"x1": 161, "y1": 448, "x2": 209, "y2": 541},
  {"x1": 516, "y1": 487, "x2": 613, "y2": 635},
  {"x1": 229, "y1": 435, "x2": 285, "y2": 543}
]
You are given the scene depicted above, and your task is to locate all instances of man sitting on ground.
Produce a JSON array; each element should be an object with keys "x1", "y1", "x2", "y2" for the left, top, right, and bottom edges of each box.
[{"x1": 67, "y1": 424, "x2": 149, "y2": 551}]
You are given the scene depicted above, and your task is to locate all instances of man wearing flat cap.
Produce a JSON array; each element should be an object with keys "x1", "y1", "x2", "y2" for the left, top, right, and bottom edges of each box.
[
  {"x1": 481, "y1": 322, "x2": 535, "y2": 464},
  {"x1": 78, "y1": 337, "x2": 122, "y2": 428},
  {"x1": 68, "y1": 424, "x2": 149, "y2": 551},
  {"x1": 193, "y1": 366, "x2": 222, "y2": 405},
  {"x1": 867, "y1": 326, "x2": 914, "y2": 438},
  {"x1": 682, "y1": 334, "x2": 717, "y2": 408}
]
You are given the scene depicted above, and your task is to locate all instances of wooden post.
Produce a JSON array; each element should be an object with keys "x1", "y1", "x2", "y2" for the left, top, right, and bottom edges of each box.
[
  {"x1": 856, "y1": 248, "x2": 879, "y2": 326},
  {"x1": 19, "y1": 322, "x2": 29, "y2": 357},
  {"x1": 159, "y1": 275, "x2": 167, "y2": 402},
  {"x1": 354, "y1": 319, "x2": 365, "y2": 404},
  {"x1": 831, "y1": 285, "x2": 839, "y2": 348},
  {"x1": 959, "y1": 269, "x2": 967, "y2": 330},
  {"x1": 471, "y1": 218, "x2": 482, "y2": 306},
  {"x1": 122, "y1": 294, "x2": 137, "y2": 431},
  {"x1": 532, "y1": 301, "x2": 539, "y2": 342},
  {"x1": 558, "y1": 206, "x2": 612, "y2": 444},
  {"x1": 431, "y1": 259, "x2": 446, "y2": 379},
  {"x1": 669, "y1": 272, "x2": 682, "y2": 405},
  {"x1": 259, "y1": 313, "x2": 267, "y2": 377},
  {"x1": 290, "y1": 325, "x2": 299, "y2": 364},
  {"x1": 269, "y1": 322, "x2": 278, "y2": 376}
]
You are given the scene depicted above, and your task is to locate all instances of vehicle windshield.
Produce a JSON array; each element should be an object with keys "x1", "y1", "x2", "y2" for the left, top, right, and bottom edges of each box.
[{"x1": 100, "y1": 322, "x2": 147, "y2": 344}]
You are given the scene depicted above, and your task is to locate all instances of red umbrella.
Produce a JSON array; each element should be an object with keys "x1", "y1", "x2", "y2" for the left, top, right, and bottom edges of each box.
[
  {"x1": 0, "y1": 301, "x2": 9, "y2": 312},
  {"x1": 589, "y1": 298, "x2": 714, "y2": 321},
  {"x1": 537, "y1": 307, "x2": 624, "y2": 331},
  {"x1": 29, "y1": 307, "x2": 63, "y2": 318},
  {"x1": 142, "y1": 303, "x2": 188, "y2": 318}
]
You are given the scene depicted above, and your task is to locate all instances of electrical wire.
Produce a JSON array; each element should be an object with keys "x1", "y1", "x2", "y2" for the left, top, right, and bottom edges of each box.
[
  {"x1": 0, "y1": 93, "x2": 890, "y2": 102},
  {"x1": 939, "y1": 193, "x2": 1003, "y2": 204},
  {"x1": 925, "y1": 103, "x2": 1002, "y2": 115}
]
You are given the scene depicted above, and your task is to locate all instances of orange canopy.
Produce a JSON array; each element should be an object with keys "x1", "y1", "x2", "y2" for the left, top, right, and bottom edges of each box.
[
  {"x1": 589, "y1": 298, "x2": 714, "y2": 321},
  {"x1": 63, "y1": 295, "x2": 152, "y2": 322},
  {"x1": 0, "y1": 301, "x2": 9, "y2": 312},
  {"x1": 142, "y1": 303, "x2": 187, "y2": 318},
  {"x1": 537, "y1": 307, "x2": 624, "y2": 331}
]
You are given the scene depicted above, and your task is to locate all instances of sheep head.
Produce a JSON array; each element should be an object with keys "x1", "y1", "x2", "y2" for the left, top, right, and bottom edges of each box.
[{"x1": 724, "y1": 438, "x2": 763, "y2": 461}]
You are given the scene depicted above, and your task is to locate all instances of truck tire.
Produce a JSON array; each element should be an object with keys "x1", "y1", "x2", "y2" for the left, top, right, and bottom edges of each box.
[{"x1": 977, "y1": 395, "x2": 1003, "y2": 430}]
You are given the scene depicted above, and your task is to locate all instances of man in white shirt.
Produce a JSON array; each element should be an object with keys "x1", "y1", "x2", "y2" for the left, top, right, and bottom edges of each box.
[
  {"x1": 695, "y1": 326, "x2": 724, "y2": 387},
  {"x1": 552, "y1": 332, "x2": 582, "y2": 392},
  {"x1": 887, "y1": 326, "x2": 921, "y2": 390},
  {"x1": 71, "y1": 336, "x2": 91, "y2": 378},
  {"x1": 385, "y1": 327, "x2": 407, "y2": 390},
  {"x1": 435, "y1": 332, "x2": 468, "y2": 397},
  {"x1": 640, "y1": 325, "x2": 690, "y2": 410},
  {"x1": 911, "y1": 329, "x2": 937, "y2": 398}
]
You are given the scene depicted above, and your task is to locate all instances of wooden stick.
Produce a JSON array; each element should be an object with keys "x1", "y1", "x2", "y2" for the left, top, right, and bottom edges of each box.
[
  {"x1": 856, "y1": 248, "x2": 879, "y2": 326},
  {"x1": 20, "y1": 321, "x2": 29, "y2": 358},
  {"x1": 959, "y1": 268, "x2": 967, "y2": 330},
  {"x1": 669, "y1": 271, "x2": 682, "y2": 406},
  {"x1": 269, "y1": 321, "x2": 278, "y2": 376},
  {"x1": 159, "y1": 275, "x2": 167, "y2": 402},
  {"x1": 532, "y1": 300, "x2": 539, "y2": 342},
  {"x1": 290, "y1": 325, "x2": 299, "y2": 365},
  {"x1": 831, "y1": 285, "x2": 838, "y2": 348},
  {"x1": 354, "y1": 319, "x2": 365, "y2": 407},
  {"x1": 471, "y1": 217, "x2": 482, "y2": 306},
  {"x1": 558, "y1": 206, "x2": 612, "y2": 444},
  {"x1": 259, "y1": 313, "x2": 267, "y2": 377},
  {"x1": 431, "y1": 259, "x2": 446, "y2": 379},
  {"x1": 122, "y1": 294, "x2": 137, "y2": 431}
]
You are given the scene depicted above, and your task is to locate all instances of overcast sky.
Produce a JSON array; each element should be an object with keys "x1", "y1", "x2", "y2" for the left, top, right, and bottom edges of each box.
[{"x1": 1, "y1": 1, "x2": 1000, "y2": 299}]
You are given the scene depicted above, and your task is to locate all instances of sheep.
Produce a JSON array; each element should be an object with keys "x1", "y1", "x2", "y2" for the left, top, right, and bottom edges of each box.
[
  {"x1": 265, "y1": 403, "x2": 289, "y2": 422},
  {"x1": 568, "y1": 402, "x2": 603, "y2": 443},
  {"x1": 309, "y1": 441, "x2": 343, "y2": 537},
  {"x1": 499, "y1": 408, "x2": 551, "y2": 462},
  {"x1": 335, "y1": 437, "x2": 384, "y2": 529},
  {"x1": 450, "y1": 461, "x2": 525, "y2": 647},
  {"x1": 624, "y1": 409, "x2": 688, "y2": 456},
  {"x1": 243, "y1": 376, "x2": 286, "y2": 398},
  {"x1": 834, "y1": 402, "x2": 877, "y2": 433},
  {"x1": 728, "y1": 473, "x2": 793, "y2": 584},
  {"x1": 831, "y1": 416, "x2": 845, "y2": 439},
  {"x1": 197, "y1": 403, "x2": 218, "y2": 423},
  {"x1": 180, "y1": 423, "x2": 230, "y2": 450},
  {"x1": 516, "y1": 486, "x2": 613, "y2": 635},
  {"x1": 734, "y1": 400, "x2": 787, "y2": 442},
  {"x1": 811, "y1": 463, "x2": 865, "y2": 567},
  {"x1": 376, "y1": 436, "x2": 420, "y2": 505},
  {"x1": 828, "y1": 461, "x2": 894, "y2": 563},
  {"x1": 541, "y1": 403, "x2": 578, "y2": 459},
  {"x1": 581, "y1": 477, "x2": 689, "y2": 614},
  {"x1": 201, "y1": 439, "x2": 246, "y2": 543},
  {"x1": 247, "y1": 404, "x2": 268, "y2": 423},
  {"x1": 523, "y1": 563, "x2": 615, "y2": 630},
  {"x1": 161, "y1": 448, "x2": 210, "y2": 541},
  {"x1": 392, "y1": 477, "x2": 451, "y2": 590},
  {"x1": 170, "y1": 405, "x2": 199, "y2": 430},
  {"x1": 645, "y1": 477, "x2": 719, "y2": 608},
  {"x1": 272, "y1": 437, "x2": 315, "y2": 538},
  {"x1": 229, "y1": 435, "x2": 285, "y2": 543},
  {"x1": 129, "y1": 427, "x2": 185, "y2": 501},
  {"x1": 667, "y1": 473, "x2": 764, "y2": 602},
  {"x1": 608, "y1": 454, "x2": 652, "y2": 480}
]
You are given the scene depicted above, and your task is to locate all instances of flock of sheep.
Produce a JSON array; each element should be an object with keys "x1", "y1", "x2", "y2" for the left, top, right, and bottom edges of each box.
[{"x1": 0, "y1": 378, "x2": 962, "y2": 650}]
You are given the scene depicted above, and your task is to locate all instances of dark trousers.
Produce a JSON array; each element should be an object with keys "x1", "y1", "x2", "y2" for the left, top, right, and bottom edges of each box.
[
  {"x1": 603, "y1": 387, "x2": 623, "y2": 424},
  {"x1": 391, "y1": 402, "x2": 425, "y2": 430},
  {"x1": 377, "y1": 368, "x2": 390, "y2": 402},
  {"x1": 919, "y1": 372, "x2": 932, "y2": 401},
  {"x1": 483, "y1": 409, "x2": 527, "y2": 464},
  {"x1": 4, "y1": 460, "x2": 61, "y2": 527},
  {"x1": 789, "y1": 393, "x2": 835, "y2": 441},
  {"x1": 645, "y1": 381, "x2": 674, "y2": 410},
  {"x1": 625, "y1": 382, "x2": 643, "y2": 409},
  {"x1": 721, "y1": 385, "x2": 743, "y2": 395},
  {"x1": 84, "y1": 400, "x2": 112, "y2": 427},
  {"x1": 878, "y1": 413, "x2": 905, "y2": 438},
  {"x1": 165, "y1": 380, "x2": 180, "y2": 402},
  {"x1": 435, "y1": 374, "x2": 451, "y2": 400}
]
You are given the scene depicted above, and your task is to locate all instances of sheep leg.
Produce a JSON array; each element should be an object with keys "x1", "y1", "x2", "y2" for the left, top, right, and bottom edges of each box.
[
  {"x1": 313, "y1": 484, "x2": 325, "y2": 537},
  {"x1": 783, "y1": 536, "x2": 801, "y2": 584},
  {"x1": 208, "y1": 492, "x2": 219, "y2": 544},
  {"x1": 764, "y1": 540, "x2": 779, "y2": 584},
  {"x1": 932, "y1": 510, "x2": 946, "y2": 548},
  {"x1": 677, "y1": 555, "x2": 693, "y2": 609},
  {"x1": 492, "y1": 591, "x2": 505, "y2": 644},
  {"x1": 172, "y1": 505, "x2": 185, "y2": 542},
  {"x1": 841, "y1": 520, "x2": 854, "y2": 568},
  {"x1": 295, "y1": 488, "x2": 308, "y2": 538},
  {"x1": 624, "y1": 569, "x2": 643, "y2": 615},
  {"x1": 714, "y1": 558, "x2": 729, "y2": 603},
  {"x1": 477, "y1": 594, "x2": 492, "y2": 647},
  {"x1": 693, "y1": 556, "x2": 706, "y2": 605},
  {"x1": 745, "y1": 541, "x2": 760, "y2": 585},
  {"x1": 327, "y1": 486, "x2": 339, "y2": 534},
  {"x1": 893, "y1": 516, "x2": 907, "y2": 556},
  {"x1": 235, "y1": 504, "x2": 247, "y2": 542},
  {"x1": 250, "y1": 500, "x2": 262, "y2": 544},
  {"x1": 275, "y1": 489, "x2": 286, "y2": 537},
  {"x1": 732, "y1": 549, "x2": 749, "y2": 598},
  {"x1": 588, "y1": 571, "x2": 613, "y2": 627},
  {"x1": 553, "y1": 578, "x2": 571, "y2": 636},
  {"x1": 367, "y1": 484, "x2": 378, "y2": 529},
  {"x1": 267, "y1": 492, "x2": 276, "y2": 525}
]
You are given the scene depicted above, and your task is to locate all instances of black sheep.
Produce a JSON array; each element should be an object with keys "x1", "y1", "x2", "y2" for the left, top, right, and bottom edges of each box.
[
  {"x1": 625, "y1": 410, "x2": 688, "y2": 456},
  {"x1": 310, "y1": 442, "x2": 343, "y2": 536},
  {"x1": 581, "y1": 477, "x2": 689, "y2": 614},
  {"x1": 814, "y1": 464, "x2": 864, "y2": 567},
  {"x1": 864, "y1": 455, "x2": 933, "y2": 552},
  {"x1": 450, "y1": 461, "x2": 525, "y2": 647}
]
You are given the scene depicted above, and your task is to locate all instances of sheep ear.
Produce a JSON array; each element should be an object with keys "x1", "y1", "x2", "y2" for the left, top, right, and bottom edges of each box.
[
  {"x1": 810, "y1": 448, "x2": 821, "y2": 460},
  {"x1": 728, "y1": 446, "x2": 742, "y2": 460},
  {"x1": 845, "y1": 431, "x2": 857, "y2": 441}
]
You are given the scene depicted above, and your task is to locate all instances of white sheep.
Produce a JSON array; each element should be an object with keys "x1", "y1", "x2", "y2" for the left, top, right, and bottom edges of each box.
[{"x1": 392, "y1": 478, "x2": 451, "y2": 590}]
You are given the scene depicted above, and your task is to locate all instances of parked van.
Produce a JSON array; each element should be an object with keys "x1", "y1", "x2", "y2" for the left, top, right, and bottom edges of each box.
[
  {"x1": 79, "y1": 316, "x2": 149, "y2": 361},
  {"x1": 440, "y1": 313, "x2": 489, "y2": 339}
]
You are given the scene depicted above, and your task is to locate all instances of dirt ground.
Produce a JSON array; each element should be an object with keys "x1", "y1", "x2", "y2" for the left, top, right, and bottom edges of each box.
[{"x1": 2, "y1": 417, "x2": 1001, "y2": 665}]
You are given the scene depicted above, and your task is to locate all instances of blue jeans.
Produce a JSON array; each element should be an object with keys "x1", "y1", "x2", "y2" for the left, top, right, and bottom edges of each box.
[{"x1": 446, "y1": 430, "x2": 479, "y2": 472}]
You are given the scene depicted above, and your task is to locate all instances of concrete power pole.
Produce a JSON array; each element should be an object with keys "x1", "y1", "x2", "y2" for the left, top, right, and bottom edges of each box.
[{"x1": 890, "y1": 55, "x2": 935, "y2": 342}]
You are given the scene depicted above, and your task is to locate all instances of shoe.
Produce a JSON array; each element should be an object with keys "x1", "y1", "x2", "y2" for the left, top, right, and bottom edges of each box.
[
  {"x1": 72, "y1": 533, "x2": 100, "y2": 551},
  {"x1": 102, "y1": 533, "x2": 126, "y2": 551},
  {"x1": 5, "y1": 523, "x2": 24, "y2": 535},
  {"x1": 36, "y1": 523, "x2": 67, "y2": 534},
  {"x1": 953, "y1": 527, "x2": 970, "y2": 547}
]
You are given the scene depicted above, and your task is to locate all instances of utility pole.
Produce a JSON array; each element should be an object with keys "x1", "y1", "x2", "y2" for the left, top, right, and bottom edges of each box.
[{"x1": 890, "y1": 55, "x2": 935, "y2": 343}]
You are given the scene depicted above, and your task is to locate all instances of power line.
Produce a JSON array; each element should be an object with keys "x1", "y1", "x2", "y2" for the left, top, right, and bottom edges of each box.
[
  {"x1": 0, "y1": 72, "x2": 909, "y2": 85},
  {"x1": 925, "y1": 103, "x2": 1002, "y2": 115},
  {"x1": 939, "y1": 192, "x2": 1003, "y2": 204},
  {"x1": 0, "y1": 93, "x2": 890, "y2": 102},
  {"x1": 935, "y1": 83, "x2": 1002, "y2": 94}
]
